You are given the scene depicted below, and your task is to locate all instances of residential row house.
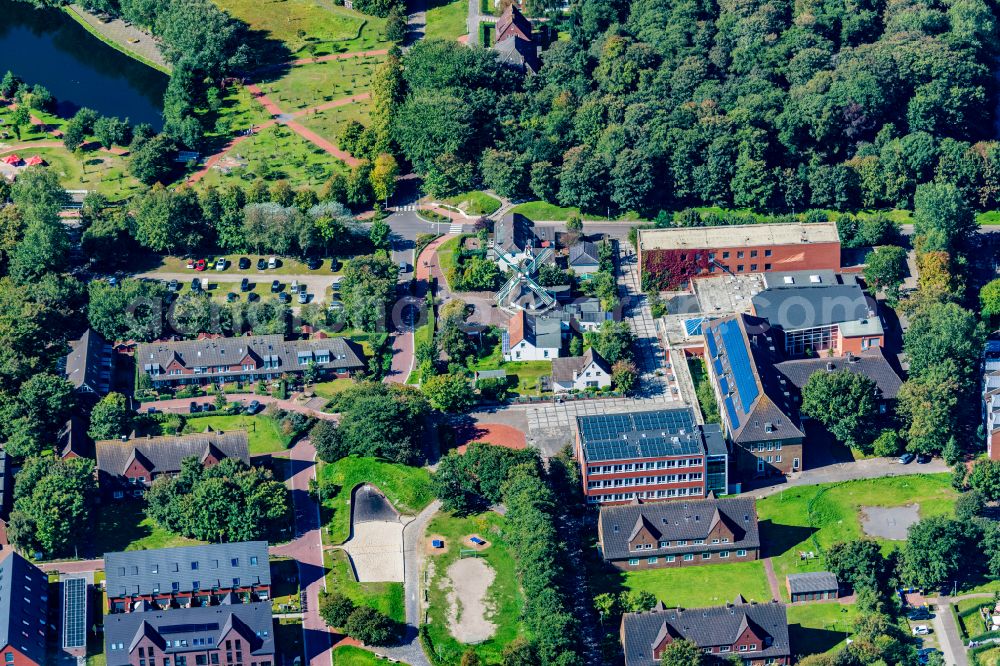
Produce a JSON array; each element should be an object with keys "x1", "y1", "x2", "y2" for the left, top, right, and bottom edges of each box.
[
  {"x1": 0, "y1": 550, "x2": 49, "y2": 666},
  {"x1": 597, "y1": 496, "x2": 760, "y2": 570},
  {"x1": 105, "y1": 542, "x2": 271, "y2": 613},
  {"x1": 134, "y1": 334, "x2": 365, "y2": 390},
  {"x1": 95, "y1": 431, "x2": 251, "y2": 499}
]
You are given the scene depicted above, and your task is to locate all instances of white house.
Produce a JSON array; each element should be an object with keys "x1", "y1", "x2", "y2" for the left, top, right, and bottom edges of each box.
[
  {"x1": 502, "y1": 311, "x2": 562, "y2": 361},
  {"x1": 550, "y1": 348, "x2": 612, "y2": 392}
]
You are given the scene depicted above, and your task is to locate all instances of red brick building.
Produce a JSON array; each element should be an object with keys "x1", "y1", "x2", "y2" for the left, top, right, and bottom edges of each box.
[{"x1": 637, "y1": 222, "x2": 841, "y2": 289}]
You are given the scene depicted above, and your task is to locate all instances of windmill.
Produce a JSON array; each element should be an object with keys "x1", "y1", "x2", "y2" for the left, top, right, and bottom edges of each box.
[{"x1": 493, "y1": 238, "x2": 556, "y2": 315}]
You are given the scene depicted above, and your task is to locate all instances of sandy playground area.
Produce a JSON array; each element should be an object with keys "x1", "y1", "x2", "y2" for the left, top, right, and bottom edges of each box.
[
  {"x1": 340, "y1": 484, "x2": 408, "y2": 582},
  {"x1": 446, "y1": 557, "x2": 497, "y2": 644}
]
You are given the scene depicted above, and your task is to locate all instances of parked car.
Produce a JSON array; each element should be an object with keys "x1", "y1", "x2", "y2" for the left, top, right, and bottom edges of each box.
[
  {"x1": 245, "y1": 400, "x2": 261, "y2": 415},
  {"x1": 107, "y1": 276, "x2": 118, "y2": 286},
  {"x1": 256, "y1": 257, "x2": 267, "y2": 270},
  {"x1": 916, "y1": 453, "x2": 931, "y2": 464},
  {"x1": 191, "y1": 278, "x2": 201, "y2": 291},
  {"x1": 908, "y1": 609, "x2": 933, "y2": 621},
  {"x1": 271, "y1": 279, "x2": 281, "y2": 292},
  {"x1": 328, "y1": 300, "x2": 344, "y2": 311},
  {"x1": 297, "y1": 291, "x2": 308, "y2": 304},
  {"x1": 290, "y1": 279, "x2": 299, "y2": 293},
  {"x1": 146, "y1": 407, "x2": 158, "y2": 414},
  {"x1": 911, "y1": 625, "x2": 930, "y2": 636},
  {"x1": 898, "y1": 453, "x2": 915, "y2": 464},
  {"x1": 240, "y1": 278, "x2": 250, "y2": 292},
  {"x1": 330, "y1": 258, "x2": 340, "y2": 272},
  {"x1": 332, "y1": 281, "x2": 341, "y2": 292},
  {"x1": 239, "y1": 257, "x2": 251, "y2": 270},
  {"x1": 307, "y1": 257, "x2": 321, "y2": 270},
  {"x1": 226, "y1": 292, "x2": 238, "y2": 302},
  {"x1": 201, "y1": 403, "x2": 216, "y2": 412},
  {"x1": 186, "y1": 259, "x2": 195, "y2": 269},
  {"x1": 168, "y1": 279, "x2": 179, "y2": 291},
  {"x1": 190, "y1": 401, "x2": 200, "y2": 413},
  {"x1": 215, "y1": 258, "x2": 227, "y2": 271},
  {"x1": 247, "y1": 292, "x2": 260, "y2": 302},
  {"x1": 194, "y1": 259, "x2": 207, "y2": 271},
  {"x1": 278, "y1": 292, "x2": 291, "y2": 304},
  {"x1": 398, "y1": 261, "x2": 407, "y2": 273},
  {"x1": 268, "y1": 256, "x2": 277, "y2": 269}
]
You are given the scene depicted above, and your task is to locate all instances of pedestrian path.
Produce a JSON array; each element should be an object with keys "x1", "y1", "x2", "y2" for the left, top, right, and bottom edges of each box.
[{"x1": 448, "y1": 223, "x2": 464, "y2": 234}]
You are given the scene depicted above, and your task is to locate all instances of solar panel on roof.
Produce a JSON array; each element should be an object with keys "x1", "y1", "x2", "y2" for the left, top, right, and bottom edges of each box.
[
  {"x1": 724, "y1": 396, "x2": 740, "y2": 429},
  {"x1": 63, "y1": 577, "x2": 87, "y2": 649},
  {"x1": 705, "y1": 328, "x2": 718, "y2": 357},
  {"x1": 685, "y1": 318, "x2": 706, "y2": 336},
  {"x1": 719, "y1": 319, "x2": 759, "y2": 409},
  {"x1": 713, "y1": 358, "x2": 724, "y2": 377},
  {"x1": 719, "y1": 376, "x2": 730, "y2": 396}
]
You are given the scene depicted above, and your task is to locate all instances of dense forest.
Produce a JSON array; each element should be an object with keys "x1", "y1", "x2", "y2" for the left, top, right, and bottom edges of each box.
[{"x1": 395, "y1": 0, "x2": 1000, "y2": 215}]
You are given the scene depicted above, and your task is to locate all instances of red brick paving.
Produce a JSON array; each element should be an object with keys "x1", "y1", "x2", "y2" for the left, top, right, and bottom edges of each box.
[
  {"x1": 291, "y1": 92, "x2": 372, "y2": 118},
  {"x1": 455, "y1": 423, "x2": 527, "y2": 454},
  {"x1": 284, "y1": 120, "x2": 362, "y2": 167}
]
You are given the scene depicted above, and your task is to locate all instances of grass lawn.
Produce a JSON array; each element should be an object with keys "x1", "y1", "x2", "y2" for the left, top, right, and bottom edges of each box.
[
  {"x1": 331, "y1": 646, "x2": 388, "y2": 665},
  {"x1": 197, "y1": 124, "x2": 349, "y2": 190},
  {"x1": 595, "y1": 560, "x2": 772, "y2": 609},
  {"x1": 501, "y1": 361, "x2": 552, "y2": 394},
  {"x1": 92, "y1": 500, "x2": 203, "y2": 554},
  {"x1": 312, "y1": 378, "x2": 356, "y2": 399},
  {"x1": 325, "y1": 549, "x2": 405, "y2": 623},
  {"x1": 270, "y1": 558, "x2": 302, "y2": 613},
  {"x1": 442, "y1": 190, "x2": 501, "y2": 215},
  {"x1": 318, "y1": 457, "x2": 434, "y2": 543},
  {"x1": 977, "y1": 648, "x2": 1000, "y2": 666},
  {"x1": 299, "y1": 98, "x2": 371, "y2": 145},
  {"x1": 263, "y1": 56, "x2": 383, "y2": 112},
  {"x1": 183, "y1": 414, "x2": 291, "y2": 455},
  {"x1": 757, "y1": 475, "x2": 957, "y2": 599},
  {"x1": 436, "y1": 234, "x2": 464, "y2": 284},
  {"x1": 423, "y1": 512, "x2": 524, "y2": 665},
  {"x1": 979, "y1": 211, "x2": 1000, "y2": 225},
  {"x1": 787, "y1": 603, "x2": 858, "y2": 658},
  {"x1": 424, "y1": 0, "x2": 469, "y2": 41},
  {"x1": 215, "y1": 0, "x2": 388, "y2": 59}
]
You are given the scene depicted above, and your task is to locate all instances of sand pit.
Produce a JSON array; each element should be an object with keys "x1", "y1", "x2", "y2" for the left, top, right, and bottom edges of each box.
[
  {"x1": 340, "y1": 484, "x2": 406, "y2": 582},
  {"x1": 463, "y1": 535, "x2": 491, "y2": 551},
  {"x1": 446, "y1": 557, "x2": 497, "y2": 643},
  {"x1": 861, "y1": 504, "x2": 920, "y2": 540},
  {"x1": 425, "y1": 534, "x2": 449, "y2": 555}
]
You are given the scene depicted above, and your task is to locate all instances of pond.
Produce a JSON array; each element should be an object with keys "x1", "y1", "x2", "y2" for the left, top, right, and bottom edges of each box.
[{"x1": 0, "y1": 0, "x2": 167, "y2": 128}]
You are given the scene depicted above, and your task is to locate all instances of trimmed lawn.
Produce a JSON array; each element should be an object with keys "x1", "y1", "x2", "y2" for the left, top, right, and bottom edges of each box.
[
  {"x1": 787, "y1": 603, "x2": 858, "y2": 658},
  {"x1": 423, "y1": 512, "x2": 524, "y2": 665},
  {"x1": 331, "y1": 646, "x2": 387, "y2": 665},
  {"x1": 299, "y1": 98, "x2": 372, "y2": 145},
  {"x1": 318, "y1": 457, "x2": 434, "y2": 544},
  {"x1": 442, "y1": 190, "x2": 501, "y2": 215},
  {"x1": 214, "y1": 0, "x2": 388, "y2": 59},
  {"x1": 610, "y1": 561, "x2": 772, "y2": 609},
  {"x1": 757, "y1": 475, "x2": 957, "y2": 599},
  {"x1": 979, "y1": 211, "x2": 1000, "y2": 226},
  {"x1": 197, "y1": 124, "x2": 349, "y2": 190},
  {"x1": 270, "y1": 558, "x2": 302, "y2": 614},
  {"x1": 183, "y1": 414, "x2": 291, "y2": 455},
  {"x1": 312, "y1": 378, "x2": 356, "y2": 399},
  {"x1": 262, "y1": 57, "x2": 384, "y2": 112},
  {"x1": 436, "y1": 234, "x2": 464, "y2": 284},
  {"x1": 511, "y1": 200, "x2": 586, "y2": 221},
  {"x1": 502, "y1": 361, "x2": 552, "y2": 394},
  {"x1": 325, "y1": 549, "x2": 405, "y2": 623},
  {"x1": 424, "y1": 0, "x2": 469, "y2": 41},
  {"x1": 92, "y1": 500, "x2": 203, "y2": 553}
]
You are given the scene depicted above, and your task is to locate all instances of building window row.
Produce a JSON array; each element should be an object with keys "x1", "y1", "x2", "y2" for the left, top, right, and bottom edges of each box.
[
  {"x1": 627, "y1": 549, "x2": 748, "y2": 565},
  {"x1": 587, "y1": 473, "x2": 703, "y2": 489},
  {"x1": 587, "y1": 487, "x2": 704, "y2": 502},
  {"x1": 587, "y1": 458, "x2": 702, "y2": 475}
]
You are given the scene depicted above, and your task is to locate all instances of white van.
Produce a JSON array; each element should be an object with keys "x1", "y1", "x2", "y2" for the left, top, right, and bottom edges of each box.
[{"x1": 268, "y1": 256, "x2": 277, "y2": 269}]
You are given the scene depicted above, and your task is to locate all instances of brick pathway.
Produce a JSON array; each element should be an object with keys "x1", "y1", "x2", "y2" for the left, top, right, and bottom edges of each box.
[
  {"x1": 140, "y1": 392, "x2": 337, "y2": 420},
  {"x1": 762, "y1": 557, "x2": 781, "y2": 600},
  {"x1": 284, "y1": 120, "x2": 361, "y2": 167}
]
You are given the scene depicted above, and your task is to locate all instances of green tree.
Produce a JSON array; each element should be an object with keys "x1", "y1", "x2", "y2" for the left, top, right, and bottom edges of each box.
[
  {"x1": 93, "y1": 116, "x2": 131, "y2": 149},
  {"x1": 566, "y1": 215, "x2": 583, "y2": 232},
  {"x1": 328, "y1": 382, "x2": 429, "y2": 464},
  {"x1": 310, "y1": 420, "x2": 348, "y2": 463},
  {"x1": 318, "y1": 592, "x2": 355, "y2": 628},
  {"x1": 345, "y1": 606, "x2": 396, "y2": 646},
  {"x1": 863, "y1": 245, "x2": 907, "y2": 305},
  {"x1": 904, "y1": 302, "x2": 983, "y2": 383},
  {"x1": 87, "y1": 278, "x2": 169, "y2": 342},
  {"x1": 968, "y1": 460, "x2": 1000, "y2": 501},
  {"x1": 62, "y1": 108, "x2": 98, "y2": 151},
  {"x1": 7, "y1": 456, "x2": 97, "y2": 557},
  {"x1": 422, "y1": 373, "x2": 474, "y2": 412},
  {"x1": 611, "y1": 359, "x2": 639, "y2": 394},
  {"x1": 368, "y1": 218, "x2": 391, "y2": 250},
  {"x1": 913, "y1": 182, "x2": 977, "y2": 253},
  {"x1": 585, "y1": 321, "x2": 636, "y2": 364},
  {"x1": 659, "y1": 639, "x2": 704, "y2": 666},
  {"x1": 801, "y1": 371, "x2": 879, "y2": 450},
  {"x1": 129, "y1": 134, "x2": 176, "y2": 185},
  {"x1": 897, "y1": 361, "x2": 960, "y2": 455},
  {"x1": 825, "y1": 540, "x2": 889, "y2": 592},
  {"x1": 460, "y1": 650, "x2": 482, "y2": 666},
  {"x1": 370, "y1": 153, "x2": 399, "y2": 204},
  {"x1": 902, "y1": 515, "x2": 982, "y2": 590},
  {"x1": 88, "y1": 392, "x2": 131, "y2": 441},
  {"x1": 132, "y1": 185, "x2": 205, "y2": 253},
  {"x1": 10, "y1": 104, "x2": 30, "y2": 140},
  {"x1": 340, "y1": 254, "x2": 397, "y2": 333},
  {"x1": 955, "y1": 489, "x2": 986, "y2": 521},
  {"x1": 871, "y1": 429, "x2": 903, "y2": 457},
  {"x1": 620, "y1": 589, "x2": 657, "y2": 612},
  {"x1": 981, "y1": 278, "x2": 1000, "y2": 322}
]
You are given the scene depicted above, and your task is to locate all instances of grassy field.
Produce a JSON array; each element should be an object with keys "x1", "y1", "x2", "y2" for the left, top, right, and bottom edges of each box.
[
  {"x1": 423, "y1": 512, "x2": 524, "y2": 665},
  {"x1": 436, "y1": 234, "x2": 464, "y2": 284},
  {"x1": 300, "y1": 98, "x2": 372, "y2": 145},
  {"x1": 593, "y1": 560, "x2": 772, "y2": 608},
  {"x1": 757, "y1": 475, "x2": 957, "y2": 599},
  {"x1": 196, "y1": 124, "x2": 349, "y2": 189},
  {"x1": 470, "y1": 341, "x2": 552, "y2": 395},
  {"x1": 270, "y1": 558, "x2": 302, "y2": 613},
  {"x1": 215, "y1": 0, "x2": 388, "y2": 58},
  {"x1": 979, "y1": 211, "x2": 1000, "y2": 225},
  {"x1": 442, "y1": 190, "x2": 501, "y2": 215},
  {"x1": 263, "y1": 56, "x2": 383, "y2": 112},
  {"x1": 331, "y1": 646, "x2": 389, "y2": 665},
  {"x1": 183, "y1": 414, "x2": 291, "y2": 455},
  {"x1": 325, "y1": 549, "x2": 405, "y2": 623},
  {"x1": 319, "y1": 457, "x2": 434, "y2": 543},
  {"x1": 424, "y1": 0, "x2": 469, "y2": 41},
  {"x1": 312, "y1": 378, "x2": 356, "y2": 399},
  {"x1": 787, "y1": 603, "x2": 858, "y2": 657},
  {"x1": 92, "y1": 500, "x2": 203, "y2": 554}
]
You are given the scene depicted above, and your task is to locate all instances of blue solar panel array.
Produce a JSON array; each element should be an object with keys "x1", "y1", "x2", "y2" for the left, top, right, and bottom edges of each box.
[
  {"x1": 705, "y1": 326, "x2": 718, "y2": 357},
  {"x1": 719, "y1": 376, "x2": 730, "y2": 396},
  {"x1": 718, "y1": 319, "x2": 760, "y2": 411},
  {"x1": 577, "y1": 409, "x2": 700, "y2": 461},
  {"x1": 713, "y1": 358, "x2": 724, "y2": 378},
  {"x1": 724, "y1": 396, "x2": 740, "y2": 429},
  {"x1": 685, "y1": 318, "x2": 706, "y2": 336},
  {"x1": 63, "y1": 577, "x2": 87, "y2": 649}
]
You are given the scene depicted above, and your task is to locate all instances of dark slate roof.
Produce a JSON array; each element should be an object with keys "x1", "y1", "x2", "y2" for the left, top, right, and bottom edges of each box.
[
  {"x1": 104, "y1": 602, "x2": 274, "y2": 666},
  {"x1": 0, "y1": 450, "x2": 11, "y2": 520},
  {"x1": 493, "y1": 214, "x2": 551, "y2": 255},
  {"x1": 551, "y1": 348, "x2": 611, "y2": 382},
  {"x1": 135, "y1": 334, "x2": 364, "y2": 376},
  {"x1": 774, "y1": 347, "x2": 903, "y2": 400},
  {"x1": 751, "y1": 280, "x2": 877, "y2": 332},
  {"x1": 703, "y1": 315, "x2": 804, "y2": 444},
  {"x1": 525, "y1": 314, "x2": 562, "y2": 349},
  {"x1": 622, "y1": 601, "x2": 790, "y2": 666},
  {"x1": 105, "y1": 542, "x2": 270, "y2": 598},
  {"x1": 599, "y1": 497, "x2": 760, "y2": 560},
  {"x1": 65, "y1": 327, "x2": 111, "y2": 393},
  {"x1": 569, "y1": 241, "x2": 600, "y2": 267},
  {"x1": 577, "y1": 409, "x2": 727, "y2": 463},
  {"x1": 787, "y1": 571, "x2": 838, "y2": 594},
  {"x1": 59, "y1": 416, "x2": 95, "y2": 459},
  {"x1": 0, "y1": 549, "x2": 49, "y2": 665},
  {"x1": 96, "y1": 431, "x2": 250, "y2": 478}
]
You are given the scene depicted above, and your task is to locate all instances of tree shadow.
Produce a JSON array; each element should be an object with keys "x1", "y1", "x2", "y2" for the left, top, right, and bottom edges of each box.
[
  {"x1": 789, "y1": 623, "x2": 849, "y2": 657},
  {"x1": 758, "y1": 519, "x2": 818, "y2": 559}
]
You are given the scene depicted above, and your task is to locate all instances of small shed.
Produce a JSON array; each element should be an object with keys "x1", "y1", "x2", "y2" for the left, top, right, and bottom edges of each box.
[
  {"x1": 474, "y1": 369, "x2": 507, "y2": 383},
  {"x1": 787, "y1": 571, "x2": 839, "y2": 602}
]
